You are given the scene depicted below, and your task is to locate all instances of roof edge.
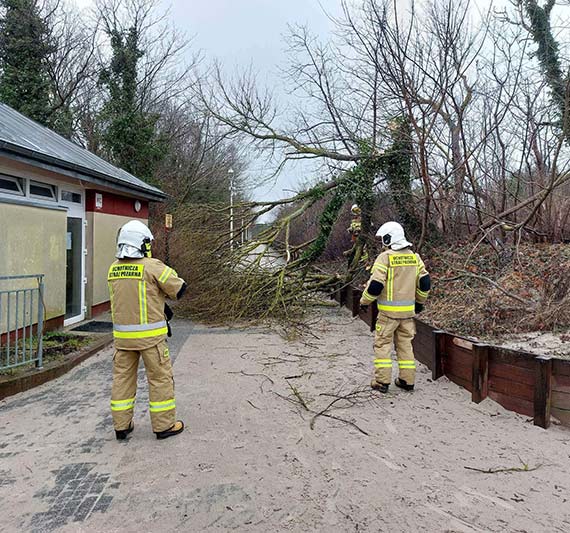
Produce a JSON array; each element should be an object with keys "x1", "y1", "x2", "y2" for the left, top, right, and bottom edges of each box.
[{"x1": 0, "y1": 140, "x2": 166, "y2": 201}]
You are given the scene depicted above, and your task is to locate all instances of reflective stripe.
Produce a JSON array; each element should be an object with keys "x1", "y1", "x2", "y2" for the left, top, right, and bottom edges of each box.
[
  {"x1": 113, "y1": 321, "x2": 167, "y2": 332},
  {"x1": 113, "y1": 327, "x2": 168, "y2": 339},
  {"x1": 362, "y1": 289, "x2": 375, "y2": 302},
  {"x1": 149, "y1": 398, "x2": 176, "y2": 412},
  {"x1": 416, "y1": 289, "x2": 429, "y2": 298},
  {"x1": 374, "y1": 358, "x2": 392, "y2": 368},
  {"x1": 109, "y1": 284, "x2": 115, "y2": 322},
  {"x1": 379, "y1": 300, "x2": 415, "y2": 306},
  {"x1": 159, "y1": 267, "x2": 173, "y2": 283},
  {"x1": 378, "y1": 300, "x2": 415, "y2": 313},
  {"x1": 398, "y1": 360, "x2": 416, "y2": 367},
  {"x1": 387, "y1": 267, "x2": 394, "y2": 301},
  {"x1": 111, "y1": 397, "x2": 135, "y2": 411},
  {"x1": 378, "y1": 305, "x2": 415, "y2": 313},
  {"x1": 139, "y1": 281, "x2": 148, "y2": 324},
  {"x1": 372, "y1": 262, "x2": 388, "y2": 274}
]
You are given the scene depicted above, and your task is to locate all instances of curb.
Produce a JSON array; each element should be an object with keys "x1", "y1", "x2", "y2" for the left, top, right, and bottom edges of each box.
[{"x1": 0, "y1": 335, "x2": 114, "y2": 401}]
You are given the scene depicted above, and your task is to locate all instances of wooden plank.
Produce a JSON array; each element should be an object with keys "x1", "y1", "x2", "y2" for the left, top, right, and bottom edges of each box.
[
  {"x1": 446, "y1": 342, "x2": 473, "y2": 366},
  {"x1": 488, "y1": 391, "x2": 534, "y2": 418},
  {"x1": 489, "y1": 347, "x2": 536, "y2": 369},
  {"x1": 340, "y1": 286, "x2": 348, "y2": 306},
  {"x1": 534, "y1": 356, "x2": 552, "y2": 429},
  {"x1": 551, "y1": 390, "x2": 570, "y2": 410},
  {"x1": 551, "y1": 407, "x2": 570, "y2": 427},
  {"x1": 472, "y1": 344, "x2": 489, "y2": 404},
  {"x1": 359, "y1": 305, "x2": 372, "y2": 328},
  {"x1": 488, "y1": 376, "x2": 534, "y2": 401},
  {"x1": 413, "y1": 335, "x2": 431, "y2": 368},
  {"x1": 488, "y1": 361, "x2": 535, "y2": 386},
  {"x1": 415, "y1": 319, "x2": 435, "y2": 335},
  {"x1": 352, "y1": 289, "x2": 362, "y2": 317},
  {"x1": 432, "y1": 331, "x2": 445, "y2": 380},
  {"x1": 453, "y1": 337, "x2": 473, "y2": 351},
  {"x1": 447, "y1": 373, "x2": 473, "y2": 392},
  {"x1": 552, "y1": 373, "x2": 570, "y2": 391},
  {"x1": 553, "y1": 359, "x2": 570, "y2": 377},
  {"x1": 444, "y1": 358, "x2": 472, "y2": 381}
]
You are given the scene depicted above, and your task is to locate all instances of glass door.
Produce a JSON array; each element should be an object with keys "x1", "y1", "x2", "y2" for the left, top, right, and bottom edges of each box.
[
  {"x1": 66, "y1": 217, "x2": 83, "y2": 321},
  {"x1": 61, "y1": 187, "x2": 85, "y2": 326}
]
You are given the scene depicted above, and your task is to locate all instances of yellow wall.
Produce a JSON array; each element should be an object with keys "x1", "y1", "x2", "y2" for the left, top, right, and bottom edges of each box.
[
  {"x1": 90, "y1": 213, "x2": 148, "y2": 306},
  {"x1": 0, "y1": 203, "x2": 66, "y2": 332}
]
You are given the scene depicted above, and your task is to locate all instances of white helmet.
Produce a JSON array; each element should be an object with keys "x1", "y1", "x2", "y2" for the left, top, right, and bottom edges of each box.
[
  {"x1": 376, "y1": 221, "x2": 412, "y2": 250},
  {"x1": 351, "y1": 204, "x2": 361, "y2": 215},
  {"x1": 116, "y1": 220, "x2": 154, "y2": 259}
]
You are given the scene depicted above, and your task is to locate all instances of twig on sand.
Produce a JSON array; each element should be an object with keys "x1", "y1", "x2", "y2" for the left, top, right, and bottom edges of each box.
[
  {"x1": 228, "y1": 370, "x2": 275, "y2": 392},
  {"x1": 284, "y1": 372, "x2": 314, "y2": 380},
  {"x1": 276, "y1": 383, "x2": 371, "y2": 437},
  {"x1": 247, "y1": 400, "x2": 261, "y2": 410},
  {"x1": 465, "y1": 462, "x2": 542, "y2": 474},
  {"x1": 310, "y1": 389, "x2": 376, "y2": 435},
  {"x1": 313, "y1": 411, "x2": 370, "y2": 436},
  {"x1": 227, "y1": 370, "x2": 275, "y2": 383},
  {"x1": 287, "y1": 382, "x2": 310, "y2": 410}
]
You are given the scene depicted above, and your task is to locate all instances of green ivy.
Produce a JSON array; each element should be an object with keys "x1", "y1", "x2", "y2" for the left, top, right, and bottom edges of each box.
[
  {"x1": 0, "y1": 0, "x2": 54, "y2": 125},
  {"x1": 99, "y1": 27, "x2": 168, "y2": 182}
]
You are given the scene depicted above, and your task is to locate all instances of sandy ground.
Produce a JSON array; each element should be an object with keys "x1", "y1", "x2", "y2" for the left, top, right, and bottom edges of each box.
[{"x1": 1, "y1": 308, "x2": 570, "y2": 532}]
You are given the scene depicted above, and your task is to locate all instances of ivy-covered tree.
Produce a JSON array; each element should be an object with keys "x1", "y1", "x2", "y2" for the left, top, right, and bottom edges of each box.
[
  {"x1": 382, "y1": 117, "x2": 420, "y2": 232},
  {"x1": 517, "y1": 0, "x2": 569, "y2": 140},
  {"x1": 99, "y1": 27, "x2": 166, "y2": 182},
  {"x1": 0, "y1": 0, "x2": 54, "y2": 125}
]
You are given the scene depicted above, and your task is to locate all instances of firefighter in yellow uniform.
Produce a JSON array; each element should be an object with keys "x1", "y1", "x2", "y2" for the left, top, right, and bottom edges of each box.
[
  {"x1": 348, "y1": 204, "x2": 362, "y2": 242},
  {"x1": 108, "y1": 220, "x2": 187, "y2": 440},
  {"x1": 360, "y1": 222, "x2": 431, "y2": 393}
]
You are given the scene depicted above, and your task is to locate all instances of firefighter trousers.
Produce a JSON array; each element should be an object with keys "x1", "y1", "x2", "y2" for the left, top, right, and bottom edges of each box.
[
  {"x1": 111, "y1": 340, "x2": 176, "y2": 433},
  {"x1": 373, "y1": 314, "x2": 416, "y2": 386}
]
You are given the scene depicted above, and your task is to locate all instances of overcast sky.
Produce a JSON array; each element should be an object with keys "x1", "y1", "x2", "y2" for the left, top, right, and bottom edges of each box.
[
  {"x1": 71, "y1": 0, "x2": 557, "y2": 205},
  {"x1": 72, "y1": 0, "x2": 345, "y2": 203}
]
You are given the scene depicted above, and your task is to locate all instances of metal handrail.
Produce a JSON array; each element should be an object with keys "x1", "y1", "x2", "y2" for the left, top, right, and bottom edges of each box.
[
  {"x1": 0, "y1": 274, "x2": 44, "y2": 281},
  {"x1": 0, "y1": 274, "x2": 44, "y2": 370}
]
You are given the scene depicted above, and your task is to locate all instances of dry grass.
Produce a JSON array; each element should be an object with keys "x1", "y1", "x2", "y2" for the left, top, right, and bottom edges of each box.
[{"x1": 423, "y1": 243, "x2": 570, "y2": 337}]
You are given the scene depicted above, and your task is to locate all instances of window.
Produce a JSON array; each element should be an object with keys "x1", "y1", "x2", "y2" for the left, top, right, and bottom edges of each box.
[
  {"x1": 61, "y1": 190, "x2": 82, "y2": 204},
  {"x1": 0, "y1": 174, "x2": 24, "y2": 196},
  {"x1": 30, "y1": 180, "x2": 57, "y2": 201}
]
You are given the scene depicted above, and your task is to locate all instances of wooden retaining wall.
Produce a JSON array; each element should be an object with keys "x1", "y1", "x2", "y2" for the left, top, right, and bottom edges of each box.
[{"x1": 333, "y1": 285, "x2": 570, "y2": 430}]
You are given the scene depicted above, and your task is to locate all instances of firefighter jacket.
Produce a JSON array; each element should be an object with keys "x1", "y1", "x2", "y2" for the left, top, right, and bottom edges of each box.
[
  {"x1": 349, "y1": 218, "x2": 362, "y2": 235},
  {"x1": 108, "y1": 257, "x2": 185, "y2": 350},
  {"x1": 360, "y1": 247, "x2": 429, "y2": 319}
]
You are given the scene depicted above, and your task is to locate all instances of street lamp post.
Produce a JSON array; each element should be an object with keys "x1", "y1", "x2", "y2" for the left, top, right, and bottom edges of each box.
[{"x1": 228, "y1": 168, "x2": 235, "y2": 249}]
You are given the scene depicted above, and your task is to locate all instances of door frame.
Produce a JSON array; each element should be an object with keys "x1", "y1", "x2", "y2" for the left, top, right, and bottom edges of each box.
[{"x1": 61, "y1": 186, "x2": 86, "y2": 326}]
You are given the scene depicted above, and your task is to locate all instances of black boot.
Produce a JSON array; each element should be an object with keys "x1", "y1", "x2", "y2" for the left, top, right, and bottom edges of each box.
[
  {"x1": 115, "y1": 421, "x2": 134, "y2": 441},
  {"x1": 371, "y1": 381, "x2": 390, "y2": 393},
  {"x1": 395, "y1": 378, "x2": 414, "y2": 391},
  {"x1": 155, "y1": 420, "x2": 185, "y2": 440}
]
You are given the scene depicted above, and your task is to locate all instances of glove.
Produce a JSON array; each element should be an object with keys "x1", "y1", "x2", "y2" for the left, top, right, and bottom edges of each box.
[
  {"x1": 164, "y1": 303, "x2": 174, "y2": 337},
  {"x1": 415, "y1": 302, "x2": 424, "y2": 315},
  {"x1": 360, "y1": 303, "x2": 369, "y2": 312}
]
